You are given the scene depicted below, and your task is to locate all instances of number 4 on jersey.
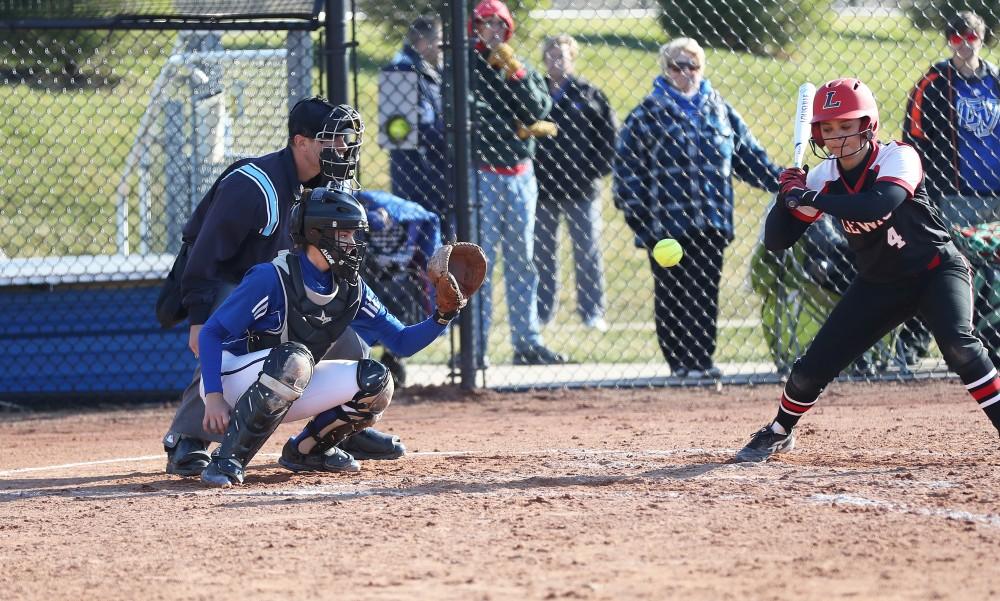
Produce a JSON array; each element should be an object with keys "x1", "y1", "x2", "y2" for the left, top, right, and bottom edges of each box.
[{"x1": 887, "y1": 226, "x2": 906, "y2": 249}]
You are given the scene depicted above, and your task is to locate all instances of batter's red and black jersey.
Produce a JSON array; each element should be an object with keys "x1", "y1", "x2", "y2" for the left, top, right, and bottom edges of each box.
[{"x1": 791, "y1": 141, "x2": 952, "y2": 282}]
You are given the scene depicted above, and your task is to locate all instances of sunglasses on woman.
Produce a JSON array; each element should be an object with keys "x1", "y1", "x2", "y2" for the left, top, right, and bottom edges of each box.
[
  {"x1": 668, "y1": 61, "x2": 701, "y2": 73},
  {"x1": 949, "y1": 31, "x2": 981, "y2": 45}
]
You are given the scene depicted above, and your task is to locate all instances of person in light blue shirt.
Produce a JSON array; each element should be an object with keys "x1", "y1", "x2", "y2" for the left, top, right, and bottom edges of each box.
[
  {"x1": 903, "y1": 11, "x2": 1000, "y2": 365},
  {"x1": 198, "y1": 187, "x2": 468, "y2": 488}
]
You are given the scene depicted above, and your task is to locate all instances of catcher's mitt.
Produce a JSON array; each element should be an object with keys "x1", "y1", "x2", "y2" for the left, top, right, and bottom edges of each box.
[{"x1": 427, "y1": 242, "x2": 488, "y2": 316}]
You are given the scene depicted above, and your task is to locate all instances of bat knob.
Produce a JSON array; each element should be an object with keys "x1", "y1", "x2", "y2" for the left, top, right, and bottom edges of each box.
[{"x1": 785, "y1": 197, "x2": 800, "y2": 210}]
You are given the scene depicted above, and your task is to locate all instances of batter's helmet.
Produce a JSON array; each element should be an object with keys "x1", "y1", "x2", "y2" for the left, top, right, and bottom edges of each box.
[{"x1": 810, "y1": 78, "x2": 879, "y2": 159}]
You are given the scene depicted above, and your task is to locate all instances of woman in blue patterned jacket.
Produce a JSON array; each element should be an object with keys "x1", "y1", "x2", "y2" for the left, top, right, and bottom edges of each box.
[{"x1": 613, "y1": 38, "x2": 782, "y2": 378}]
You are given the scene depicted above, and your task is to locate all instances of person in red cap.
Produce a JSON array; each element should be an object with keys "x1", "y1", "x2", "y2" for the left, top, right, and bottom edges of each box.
[
  {"x1": 736, "y1": 77, "x2": 1000, "y2": 462},
  {"x1": 470, "y1": 0, "x2": 568, "y2": 366}
]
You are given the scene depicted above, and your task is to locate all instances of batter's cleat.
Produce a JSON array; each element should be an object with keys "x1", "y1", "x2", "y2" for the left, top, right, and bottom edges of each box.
[
  {"x1": 339, "y1": 427, "x2": 406, "y2": 460},
  {"x1": 164, "y1": 435, "x2": 212, "y2": 477},
  {"x1": 200, "y1": 457, "x2": 245, "y2": 488},
  {"x1": 278, "y1": 439, "x2": 361, "y2": 473},
  {"x1": 735, "y1": 425, "x2": 796, "y2": 463}
]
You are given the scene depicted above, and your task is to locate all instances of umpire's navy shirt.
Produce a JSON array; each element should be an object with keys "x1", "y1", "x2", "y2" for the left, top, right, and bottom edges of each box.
[{"x1": 181, "y1": 147, "x2": 322, "y2": 325}]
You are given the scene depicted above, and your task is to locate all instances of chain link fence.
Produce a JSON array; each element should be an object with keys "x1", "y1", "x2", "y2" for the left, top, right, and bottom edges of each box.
[
  {"x1": 1, "y1": 0, "x2": 998, "y2": 397},
  {"x1": 0, "y1": 1, "x2": 325, "y2": 397}
]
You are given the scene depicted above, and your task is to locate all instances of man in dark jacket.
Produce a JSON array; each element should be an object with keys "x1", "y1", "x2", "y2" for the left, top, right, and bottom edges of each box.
[
  {"x1": 383, "y1": 15, "x2": 452, "y2": 241},
  {"x1": 533, "y1": 34, "x2": 615, "y2": 332},
  {"x1": 903, "y1": 11, "x2": 1000, "y2": 363},
  {"x1": 471, "y1": 0, "x2": 567, "y2": 365},
  {"x1": 163, "y1": 99, "x2": 406, "y2": 477}
]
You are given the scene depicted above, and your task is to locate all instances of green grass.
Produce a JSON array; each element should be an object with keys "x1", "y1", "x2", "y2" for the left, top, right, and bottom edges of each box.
[{"x1": 0, "y1": 14, "x2": 959, "y2": 366}]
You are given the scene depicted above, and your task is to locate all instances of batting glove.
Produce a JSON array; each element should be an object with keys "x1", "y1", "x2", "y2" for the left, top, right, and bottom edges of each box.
[
  {"x1": 777, "y1": 166, "x2": 808, "y2": 196},
  {"x1": 781, "y1": 187, "x2": 819, "y2": 210}
]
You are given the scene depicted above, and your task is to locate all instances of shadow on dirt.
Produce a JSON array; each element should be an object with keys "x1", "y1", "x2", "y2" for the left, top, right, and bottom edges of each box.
[{"x1": 215, "y1": 461, "x2": 732, "y2": 508}]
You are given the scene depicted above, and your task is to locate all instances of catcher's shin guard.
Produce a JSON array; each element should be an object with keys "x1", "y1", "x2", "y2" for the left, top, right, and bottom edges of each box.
[
  {"x1": 203, "y1": 343, "x2": 314, "y2": 486},
  {"x1": 302, "y1": 359, "x2": 394, "y2": 454}
]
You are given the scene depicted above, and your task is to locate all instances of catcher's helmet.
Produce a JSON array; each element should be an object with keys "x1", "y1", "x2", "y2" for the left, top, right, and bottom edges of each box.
[
  {"x1": 291, "y1": 187, "x2": 369, "y2": 281},
  {"x1": 318, "y1": 104, "x2": 365, "y2": 185},
  {"x1": 810, "y1": 78, "x2": 879, "y2": 160}
]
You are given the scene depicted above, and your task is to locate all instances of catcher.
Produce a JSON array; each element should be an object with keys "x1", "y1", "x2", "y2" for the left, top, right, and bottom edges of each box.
[{"x1": 197, "y1": 185, "x2": 486, "y2": 487}]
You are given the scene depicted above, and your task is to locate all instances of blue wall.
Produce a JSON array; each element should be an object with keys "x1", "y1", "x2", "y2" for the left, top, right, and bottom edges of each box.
[{"x1": 0, "y1": 283, "x2": 194, "y2": 399}]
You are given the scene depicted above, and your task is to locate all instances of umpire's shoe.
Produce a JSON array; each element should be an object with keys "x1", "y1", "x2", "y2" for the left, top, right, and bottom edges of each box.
[
  {"x1": 735, "y1": 425, "x2": 796, "y2": 463},
  {"x1": 339, "y1": 427, "x2": 406, "y2": 460},
  {"x1": 164, "y1": 434, "x2": 212, "y2": 477},
  {"x1": 278, "y1": 439, "x2": 361, "y2": 473}
]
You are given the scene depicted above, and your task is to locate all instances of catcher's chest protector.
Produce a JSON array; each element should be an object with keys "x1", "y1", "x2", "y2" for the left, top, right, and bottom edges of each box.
[{"x1": 251, "y1": 253, "x2": 362, "y2": 360}]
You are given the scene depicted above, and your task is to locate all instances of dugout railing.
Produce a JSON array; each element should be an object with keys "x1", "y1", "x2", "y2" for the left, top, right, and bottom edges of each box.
[{"x1": 1, "y1": 0, "x2": 994, "y2": 399}]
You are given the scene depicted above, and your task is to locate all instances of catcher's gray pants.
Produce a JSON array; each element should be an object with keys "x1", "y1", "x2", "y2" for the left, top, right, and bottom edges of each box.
[{"x1": 163, "y1": 328, "x2": 370, "y2": 444}]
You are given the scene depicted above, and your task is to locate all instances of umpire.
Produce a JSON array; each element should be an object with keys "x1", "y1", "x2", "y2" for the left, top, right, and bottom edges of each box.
[{"x1": 162, "y1": 98, "x2": 405, "y2": 477}]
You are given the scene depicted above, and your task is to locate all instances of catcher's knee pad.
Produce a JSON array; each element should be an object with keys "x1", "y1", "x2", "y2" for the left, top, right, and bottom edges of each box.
[
  {"x1": 786, "y1": 358, "x2": 829, "y2": 401},
  {"x1": 353, "y1": 358, "x2": 394, "y2": 421},
  {"x1": 214, "y1": 342, "x2": 315, "y2": 470},
  {"x1": 301, "y1": 359, "x2": 394, "y2": 453}
]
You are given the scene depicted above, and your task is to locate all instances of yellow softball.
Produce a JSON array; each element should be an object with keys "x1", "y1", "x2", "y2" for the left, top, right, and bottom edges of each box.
[{"x1": 653, "y1": 238, "x2": 683, "y2": 268}]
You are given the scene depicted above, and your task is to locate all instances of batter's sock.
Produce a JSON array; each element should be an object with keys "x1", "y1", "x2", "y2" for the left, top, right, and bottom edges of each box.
[
  {"x1": 963, "y1": 368, "x2": 1000, "y2": 431},
  {"x1": 772, "y1": 388, "x2": 818, "y2": 433}
]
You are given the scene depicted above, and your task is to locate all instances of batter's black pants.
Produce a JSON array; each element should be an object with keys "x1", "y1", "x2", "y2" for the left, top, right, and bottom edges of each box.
[{"x1": 795, "y1": 247, "x2": 992, "y2": 388}]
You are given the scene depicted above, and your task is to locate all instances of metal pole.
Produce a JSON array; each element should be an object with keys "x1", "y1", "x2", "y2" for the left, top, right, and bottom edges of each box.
[
  {"x1": 446, "y1": 0, "x2": 475, "y2": 390},
  {"x1": 325, "y1": 0, "x2": 349, "y2": 104},
  {"x1": 287, "y1": 29, "x2": 313, "y2": 104}
]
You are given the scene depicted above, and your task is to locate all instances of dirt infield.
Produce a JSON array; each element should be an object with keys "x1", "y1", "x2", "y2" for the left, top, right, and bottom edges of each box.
[{"x1": 1, "y1": 380, "x2": 999, "y2": 601}]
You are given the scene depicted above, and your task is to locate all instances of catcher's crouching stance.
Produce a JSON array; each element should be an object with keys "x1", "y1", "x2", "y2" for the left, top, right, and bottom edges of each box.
[{"x1": 199, "y1": 186, "x2": 487, "y2": 487}]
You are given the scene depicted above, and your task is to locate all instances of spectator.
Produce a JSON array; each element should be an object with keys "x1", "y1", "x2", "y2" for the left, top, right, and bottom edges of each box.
[
  {"x1": 533, "y1": 34, "x2": 615, "y2": 332},
  {"x1": 470, "y1": 0, "x2": 567, "y2": 365},
  {"x1": 904, "y1": 11, "x2": 1000, "y2": 363},
  {"x1": 383, "y1": 15, "x2": 453, "y2": 240},
  {"x1": 357, "y1": 189, "x2": 443, "y2": 387},
  {"x1": 162, "y1": 100, "x2": 406, "y2": 478},
  {"x1": 614, "y1": 38, "x2": 781, "y2": 378}
]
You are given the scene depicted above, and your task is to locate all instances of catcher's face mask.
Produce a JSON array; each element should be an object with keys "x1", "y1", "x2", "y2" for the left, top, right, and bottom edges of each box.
[{"x1": 312, "y1": 227, "x2": 368, "y2": 282}]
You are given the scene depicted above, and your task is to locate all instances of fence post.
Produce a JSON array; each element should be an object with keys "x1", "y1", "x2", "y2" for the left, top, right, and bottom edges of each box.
[
  {"x1": 325, "y1": 0, "x2": 349, "y2": 104},
  {"x1": 444, "y1": 0, "x2": 477, "y2": 389}
]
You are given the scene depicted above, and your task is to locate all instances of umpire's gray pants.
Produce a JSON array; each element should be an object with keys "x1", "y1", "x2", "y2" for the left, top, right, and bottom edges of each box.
[{"x1": 162, "y1": 328, "x2": 370, "y2": 445}]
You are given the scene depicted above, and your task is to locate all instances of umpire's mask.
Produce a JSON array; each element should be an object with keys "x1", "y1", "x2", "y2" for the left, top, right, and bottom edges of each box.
[{"x1": 317, "y1": 104, "x2": 365, "y2": 187}]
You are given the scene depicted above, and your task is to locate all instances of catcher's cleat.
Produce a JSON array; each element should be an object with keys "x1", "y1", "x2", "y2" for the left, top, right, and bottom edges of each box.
[
  {"x1": 201, "y1": 457, "x2": 245, "y2": 488},
  {"x1": 278, "y1": 438, "x2": 361, "y2": 473},
  {"x1": 339, "y1": 427, "x2": 406, "y2": 460},
  {"x1": 735, "y1": 425, "x2": 796, "y2": 463},
  {"x1": 513, "y1": 344, "x2": 569, "y2": 366},
  {"x1": 164, "y1": 435, "x2": 212, "y2": 477}
]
